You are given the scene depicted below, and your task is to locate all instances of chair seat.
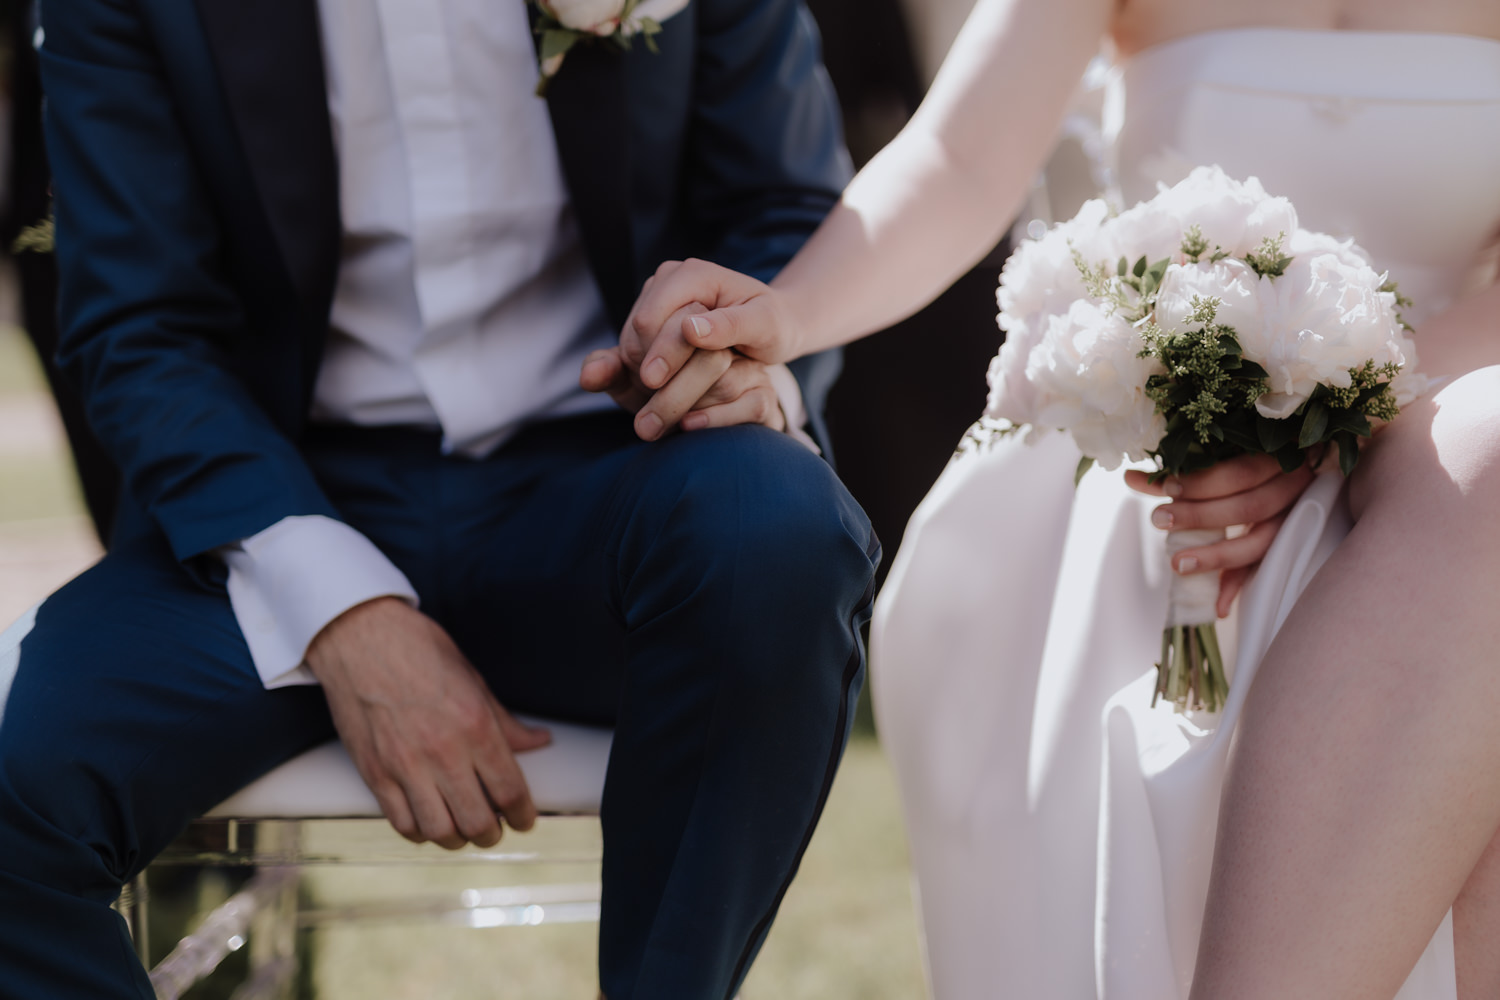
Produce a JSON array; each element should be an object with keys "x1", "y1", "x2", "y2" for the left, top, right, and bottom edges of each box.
[{"x1": 206, "y1": 717, "x2": 613, "y2": 819}]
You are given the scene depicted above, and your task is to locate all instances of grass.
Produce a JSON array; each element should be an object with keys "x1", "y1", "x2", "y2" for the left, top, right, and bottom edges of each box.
[
  {"x1": 161, "y1": 741, "x2": 925, "y2": 999},
  {"x1": 0, "y1": 324, "x2": 50, "y2": 397},
  {"x1": 302, "y1": 741, "x2": 924, "y2": 1000},
  {"x1": 0, "y1": 451, "x2": 86, "y2": 522},
  {"x1": 0, "y1": 326, "x2": 89, "y2": 523}
]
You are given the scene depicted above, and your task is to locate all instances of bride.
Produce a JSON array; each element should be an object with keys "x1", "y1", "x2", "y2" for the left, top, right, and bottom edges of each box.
[{"x1": 614, "y1": 0, "x2": 1500, "y2": 996}]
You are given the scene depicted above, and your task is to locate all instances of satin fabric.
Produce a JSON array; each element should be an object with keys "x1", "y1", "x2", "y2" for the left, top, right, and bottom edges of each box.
[{"x1": 874, "y1": 29, "x2": 1500, "y2": 999}]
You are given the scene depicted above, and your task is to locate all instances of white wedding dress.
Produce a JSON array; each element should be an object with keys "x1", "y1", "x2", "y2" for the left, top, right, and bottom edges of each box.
[{"x1": 872, "y1": 29, "x2": 1500, "y2": 1000}]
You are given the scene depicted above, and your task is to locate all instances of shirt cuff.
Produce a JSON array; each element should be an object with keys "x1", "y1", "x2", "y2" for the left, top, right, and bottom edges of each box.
[
  {"x1": 767, "y1": 363, "x2": 821, "y2": 455},
  {"x1": 220, "y1": 515, "x2": 419, "y2": 689}
]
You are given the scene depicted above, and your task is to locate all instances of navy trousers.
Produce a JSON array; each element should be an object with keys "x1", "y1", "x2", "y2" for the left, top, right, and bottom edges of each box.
[{"x1": 0, "y1": 413, "x2": 879, "y2": 1000}]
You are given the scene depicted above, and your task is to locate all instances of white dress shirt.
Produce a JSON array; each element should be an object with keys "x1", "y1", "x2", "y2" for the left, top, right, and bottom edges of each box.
[{"x1": 223, "y1": 0, "x2": 813, "y2": 688}]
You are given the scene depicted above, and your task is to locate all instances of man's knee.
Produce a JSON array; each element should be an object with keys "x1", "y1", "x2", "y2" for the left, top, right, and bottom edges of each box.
[
  {"x1": 0, "y1": 693, "x2": 129, "y2": 885},
  {"x1": 630, "y1": 425, "x2": 878, "y2": 597}
]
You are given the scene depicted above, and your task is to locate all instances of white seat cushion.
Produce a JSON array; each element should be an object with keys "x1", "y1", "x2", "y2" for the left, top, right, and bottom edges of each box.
[
  {"x1": 206, "y1": 716, "x2": 613, "y2": 819},
  {"x1": 1, "y1": 605, "x2": 611, "y2": 820},
  {"x1": 0, "y1": 604, "x2": 40, "y2": 725}
]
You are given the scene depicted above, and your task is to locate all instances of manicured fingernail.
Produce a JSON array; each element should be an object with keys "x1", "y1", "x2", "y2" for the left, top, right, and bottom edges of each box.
[
  {"x1": 1151, "y1": 507, "x2": 1174, "y2": 529},
  {"x1": 1163, "y1": 478, "x2": 1183, "y2": 498},
  {"x1": 1176, "y1": 556, "x2": 1198, "y2": 574},
  {"x1": 639, "y1": 413, "x2": 663, "y2": 439},
  {"x1": 689, "y1": 315, "x2": 710, "y2": 340},
  {"x1": 682, "y1": 413, "x2": 708, "y2": 431},
  {"x1": 644, "y1": 358, "x2": 669, "y2": 386}
]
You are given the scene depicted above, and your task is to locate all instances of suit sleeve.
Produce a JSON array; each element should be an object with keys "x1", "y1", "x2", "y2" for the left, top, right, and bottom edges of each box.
[
  {"x1": 38, "y1": 0, "x2": 342, "y2": 564},
  {"x1": 688, "y1": 0, "x2": 854, "y2": 456}
]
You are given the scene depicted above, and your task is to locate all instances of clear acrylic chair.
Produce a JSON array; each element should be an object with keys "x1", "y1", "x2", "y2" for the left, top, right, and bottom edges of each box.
[
  {"x1": 3, "y1": 605, "x2": 740, "y2": 1000},
  {"x1": 118, "y1": 720, "x2": 613, "y2": 1000}
]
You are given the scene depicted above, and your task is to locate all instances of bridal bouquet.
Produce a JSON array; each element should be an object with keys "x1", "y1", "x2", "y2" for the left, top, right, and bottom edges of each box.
[{"x1": 983, "y1": 166, "x2": 1425, "y2": 712}]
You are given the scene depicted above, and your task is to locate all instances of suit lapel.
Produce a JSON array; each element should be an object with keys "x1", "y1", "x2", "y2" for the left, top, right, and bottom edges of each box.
[
  {"x1": 193, "y1": 0, "x2": 341, "y2": 312},
  {"x1": 195, "y1": 0, "x2": 636, "y2": 329},
  {"x1": 546, "y1": 45, "x2": 638, "y2": 328}
]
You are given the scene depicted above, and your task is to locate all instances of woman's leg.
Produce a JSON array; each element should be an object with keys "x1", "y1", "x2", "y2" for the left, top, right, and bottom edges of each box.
[
  {"x1": 1454, "y1": 827, "x2": 1500, "y2": 996},
  {"x1": 1189, "y1": 366, "x2": 1500, "y2": 999}
]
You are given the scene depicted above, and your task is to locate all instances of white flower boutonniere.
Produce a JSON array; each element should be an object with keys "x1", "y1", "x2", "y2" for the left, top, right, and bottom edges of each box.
[{"x1": 532, "y1": 0, "x2": 690, "y2": 95}]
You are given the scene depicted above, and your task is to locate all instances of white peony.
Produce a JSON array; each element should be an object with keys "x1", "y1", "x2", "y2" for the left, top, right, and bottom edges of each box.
[
  {"x1": 1286, "y1": 231, "x2": 1429, "y2": 406},
  {"x1": 984, "y1": 343, "x2": 1039, "y2": 427},
  {"x1": 1158, "y1": 166, "x2": 1298, "y2": 259},
  {"x1": 541, "y1": 0, "x2": 627, "y2": 34},
  {"x1": 1094, "y1": 198, "x2": 1190, "y2": 268},
  {"x1": 1389, "y1": 332, "x2": 1431, "y2": 408},
  {"x1": 1088, "y1": 166, "x2": 1298, "y2": 273},
  {"x1": 1023, "y1": 300, "x2": 1167, "y2": 470},
  {"x1": 1157, "y1": 249, "x2": 1409, "y2": 419},
  {"x1": 1287, "y1": 229, "x2": 1372, "y2": 271},
  {"x1": 542, "y1": 0, "x2": 687, "y2": 35},
  {"x1": 990, "y1": 198, "x2": 1112, "y2": 425},
  {"x1": 1246, "y1": 251, "x2": 1407, "y2": 417},
  {"x1": 1154, "y1": 258, "x2": 1266, "y2": 339},
  {"x1": 997, "y1": 198, "x2": 1109, "y2": 341}
]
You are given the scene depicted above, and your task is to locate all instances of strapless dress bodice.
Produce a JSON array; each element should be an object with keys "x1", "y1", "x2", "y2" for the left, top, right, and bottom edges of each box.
[{"x1": 1107, "y1": 29, "x2": 1500, "y2": 323}]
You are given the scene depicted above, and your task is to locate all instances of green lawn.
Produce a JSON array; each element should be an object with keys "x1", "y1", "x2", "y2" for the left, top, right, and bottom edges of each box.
[
  {"x1": 302, "y1": 741, "x2": 925, "y2": 1000},
  {"x1": 0, "y1": 451, "x2": 85, "y2": 522},
  {"x1": 0, "y1": 324, "x2": 46, "y2": 397},
  {"x1": 0, "y1": 326, "x2": 88, "y2": 523}
]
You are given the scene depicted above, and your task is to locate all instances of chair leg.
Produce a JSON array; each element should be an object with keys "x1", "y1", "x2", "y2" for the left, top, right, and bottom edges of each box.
[
  {"x1": 114, "y1": 871, "x2": 152, "y2": 966},
  {"x1": 147, "y1": 868, "x2": 299, "y2": 1000},
  {"x1": 241, "y1": 863, "x2": 300, "y2": 1000}
]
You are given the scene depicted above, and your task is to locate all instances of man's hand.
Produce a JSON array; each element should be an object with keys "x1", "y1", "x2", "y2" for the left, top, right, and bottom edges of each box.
[
  {"x1": 622, "y1": 260, "x2": 802, "y2": 394},
  {"x1": 580, "y1": 346, "x2": 788, "y2": 441},
  {"x1": 305, "y1": 597, "x2": 552, "y2": 849},
  {"x1": 1125, "y1": 453, "x2": 1318, "y2": 617}
]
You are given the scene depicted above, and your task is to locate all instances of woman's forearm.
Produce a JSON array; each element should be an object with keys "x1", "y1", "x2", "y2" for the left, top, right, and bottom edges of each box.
[{"x1": 772, "y1": 0, "x2": 1113, "y2": 356}]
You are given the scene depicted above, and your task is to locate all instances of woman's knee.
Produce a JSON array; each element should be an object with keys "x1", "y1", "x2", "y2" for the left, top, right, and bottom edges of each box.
[{"x1": 1350, "y1": 366, "x2": 1500, "y2": 520}]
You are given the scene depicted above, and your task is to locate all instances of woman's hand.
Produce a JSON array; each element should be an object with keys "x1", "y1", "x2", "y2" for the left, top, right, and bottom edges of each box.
[
  {"x1": 579, "y1": 343, "x2": 787, "y2": 439},
  {"x1": 623, "y1": 259, "x2": 805, "y2": 392},
  {"x1": 1125, "y1": 453, "x2": 1318, "y2": 618}
]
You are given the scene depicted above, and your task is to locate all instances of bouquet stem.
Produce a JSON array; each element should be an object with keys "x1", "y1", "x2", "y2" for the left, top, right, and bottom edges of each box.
[
  {"x1": 1153, "y1": 622, "x2": 1229, "y2": 712},
  {"x1": 1154, "y1": 528, "x2": 1229, "y2": 712}
]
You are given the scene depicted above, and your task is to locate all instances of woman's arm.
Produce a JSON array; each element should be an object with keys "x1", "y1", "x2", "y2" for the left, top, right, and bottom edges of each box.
[{"x1": 627, "y1": 0, "x2": 1115, "y2": 378}]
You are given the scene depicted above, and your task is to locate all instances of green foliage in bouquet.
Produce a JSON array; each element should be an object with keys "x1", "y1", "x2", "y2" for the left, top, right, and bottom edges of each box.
[
  {"x1": 1127, "y1": 232, "x2": 1405, "y2": 484},
  {"x1": 1139, "y1": 297, "x2": 1400, "y2": 482}
]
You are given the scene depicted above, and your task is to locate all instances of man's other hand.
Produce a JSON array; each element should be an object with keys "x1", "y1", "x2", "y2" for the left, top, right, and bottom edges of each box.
[
  {"x1": 304, "y1": 597, "x2": 552, "y2": 849},
  {"x1": 580, "y1": 345, "x2": 787, "y2": 441}
]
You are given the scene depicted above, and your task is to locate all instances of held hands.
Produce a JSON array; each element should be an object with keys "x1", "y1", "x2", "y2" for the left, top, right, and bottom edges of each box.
[
  {"x1": 1126, "y1": 453, "x2": 1318, "y2": 618},
  {"x1": 625, "y1": 260, "x2": 804, "y2": 379},
  {"x1": 581, "y1": 259, "x2": 800, "y2": 440},
  {"x1": 305, "y1": 597, "x2": 552, "y2": 849}
]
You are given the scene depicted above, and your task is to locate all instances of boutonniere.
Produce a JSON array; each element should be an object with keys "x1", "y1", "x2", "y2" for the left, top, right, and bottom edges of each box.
[{"x1": 531, "y1": 0, "x2": 689, "y2": 95}]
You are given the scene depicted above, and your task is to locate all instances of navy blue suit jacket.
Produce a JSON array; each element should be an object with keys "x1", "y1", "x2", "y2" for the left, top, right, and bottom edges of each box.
[{"x1": 38, "y1": 0, "x2": 852, "y2": 569}]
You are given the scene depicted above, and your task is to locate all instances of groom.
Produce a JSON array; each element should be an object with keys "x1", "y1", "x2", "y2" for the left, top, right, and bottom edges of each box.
[{"x1": 0, "y1": 0, "x2": 878, "y2": 997}]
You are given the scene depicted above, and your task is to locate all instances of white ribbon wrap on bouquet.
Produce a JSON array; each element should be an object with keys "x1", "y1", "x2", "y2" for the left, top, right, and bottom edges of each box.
[{"x1": 1164, "y1": 528, "x2": 1225, "y2": 627}]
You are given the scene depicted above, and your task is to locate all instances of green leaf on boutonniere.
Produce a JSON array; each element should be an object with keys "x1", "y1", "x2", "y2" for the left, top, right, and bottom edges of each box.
[
  {"x1": 541, "y1": 28, "x2": 581, "y2": 62},
  {"x1": 12, "y1": 212, "x2": 54, "y2": 255},
  {"x1": 639, "y1": 18, "x2": 662, "y2": 53}
]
